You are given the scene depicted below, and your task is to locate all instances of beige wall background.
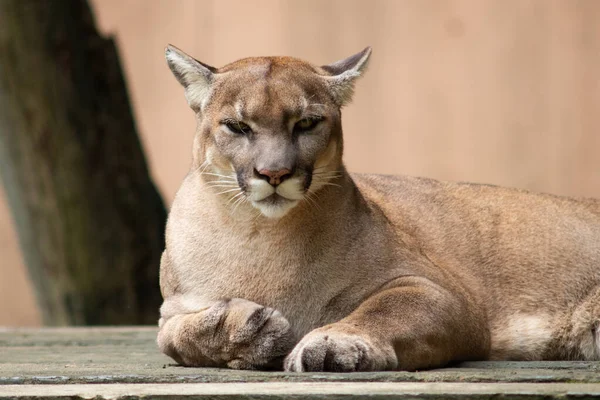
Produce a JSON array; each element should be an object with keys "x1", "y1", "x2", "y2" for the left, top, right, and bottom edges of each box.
[{"x1": 1, "y1": 0, "x2": 599, "y2": 326}]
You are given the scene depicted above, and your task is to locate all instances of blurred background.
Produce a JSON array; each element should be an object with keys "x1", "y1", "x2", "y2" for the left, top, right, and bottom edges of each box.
[{"x1": 1, "y1": 0, "x2": 599, "y2": 326}]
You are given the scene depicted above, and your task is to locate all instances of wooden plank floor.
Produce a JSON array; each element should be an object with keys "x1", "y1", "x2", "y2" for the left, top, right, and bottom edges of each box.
[{"x1": 1, "y1": 327, "x2": 599, "y2": 398}]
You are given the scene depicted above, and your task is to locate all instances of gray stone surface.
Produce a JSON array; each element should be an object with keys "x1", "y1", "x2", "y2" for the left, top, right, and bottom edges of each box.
[{"x1": 1, "y1": 327, "x2": 600, "y2": 399}]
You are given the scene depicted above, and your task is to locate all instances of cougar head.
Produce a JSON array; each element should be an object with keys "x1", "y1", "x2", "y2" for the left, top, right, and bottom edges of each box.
[{"x1": 166, "y1": 45, "x2": 371, "y2": 219}]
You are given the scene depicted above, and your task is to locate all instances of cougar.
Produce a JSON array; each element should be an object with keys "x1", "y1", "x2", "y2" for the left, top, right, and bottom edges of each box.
[{"x1": 157, "y1": 45, "x2": 600, "y2": 372}]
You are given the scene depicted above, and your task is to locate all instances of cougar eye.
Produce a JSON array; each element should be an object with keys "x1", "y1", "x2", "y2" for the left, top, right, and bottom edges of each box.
[
  {"x1": 223, "y1": 120, "x2": 252, "y2": 135},
  {"x1": 294, "y1": 116, "x2": 323, "y2": 134}
]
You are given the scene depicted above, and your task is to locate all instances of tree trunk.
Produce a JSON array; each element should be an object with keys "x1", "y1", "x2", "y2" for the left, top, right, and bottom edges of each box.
[{"x1": 0, "y1": 0, "x2": 166, "y2": 325}]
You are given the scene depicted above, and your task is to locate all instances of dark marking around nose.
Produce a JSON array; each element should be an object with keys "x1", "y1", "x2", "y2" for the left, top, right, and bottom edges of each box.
[
  {"x1": 256, "y1": 168, "x2": 293, "y2": 186},
  {"x1": 304, "y1": 169, "x2": 313, "y2": 191},
  {"x1": 236, "y1": 170, "x2": 247, "y2": 192}
]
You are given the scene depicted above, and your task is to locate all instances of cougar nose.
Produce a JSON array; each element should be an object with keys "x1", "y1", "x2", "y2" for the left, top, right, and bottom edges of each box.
[{"x1": 256, "y1": 168, "x2": 293, "y2": 186}]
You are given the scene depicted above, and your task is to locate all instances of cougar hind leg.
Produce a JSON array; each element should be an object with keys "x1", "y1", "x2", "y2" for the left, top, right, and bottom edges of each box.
[{"x1": 551, "y1": 286, "x2": 600, "y2": 360}]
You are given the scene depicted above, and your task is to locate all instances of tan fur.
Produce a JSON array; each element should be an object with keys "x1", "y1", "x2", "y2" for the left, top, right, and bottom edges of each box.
[{"x1": 158, "y1": 45, "x2": 600, "y2": 372}]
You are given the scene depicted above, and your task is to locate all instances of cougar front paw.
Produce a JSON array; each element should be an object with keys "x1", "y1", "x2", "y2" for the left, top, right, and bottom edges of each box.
[
  {"x1": 220, "y1": 299, "x2": 295, "y2": 369},
  {"x1": 284, "y1": 325, "x2": 396, "y2": 372},
  {"x1": 164, "y1": 298, "x2": 295, "y2": 369}
]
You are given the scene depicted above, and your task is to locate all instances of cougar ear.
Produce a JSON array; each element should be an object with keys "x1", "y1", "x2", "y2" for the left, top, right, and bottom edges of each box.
[
  {"x1": 165, "y1": 44, "x2": 217, "y2": 110},
  {"x1": 321, "y1": 46, "x2": 372, "y2": 107}
]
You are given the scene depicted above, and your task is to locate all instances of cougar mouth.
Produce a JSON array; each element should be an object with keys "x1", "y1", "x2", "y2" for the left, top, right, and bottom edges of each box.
[
  {"x1": 241, "y1": 171, "x2": 309, "y2": 218},
  {"x1": 250, "y1": 191, "x2": 300, "y2": 219},
  {"x1": 256, "y1": 193, "x2": 293, "y2": 205}
]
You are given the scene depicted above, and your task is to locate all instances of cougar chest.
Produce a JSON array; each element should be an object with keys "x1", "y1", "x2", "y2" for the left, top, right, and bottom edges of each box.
[{"x1": 172, "y1": 217, "x2": 339, "y2": 336}]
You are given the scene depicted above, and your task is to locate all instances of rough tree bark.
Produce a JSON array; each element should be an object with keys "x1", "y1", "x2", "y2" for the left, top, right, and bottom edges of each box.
[{"x1": 0, "y1": 1, "x2": 166, "y2": 325}]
